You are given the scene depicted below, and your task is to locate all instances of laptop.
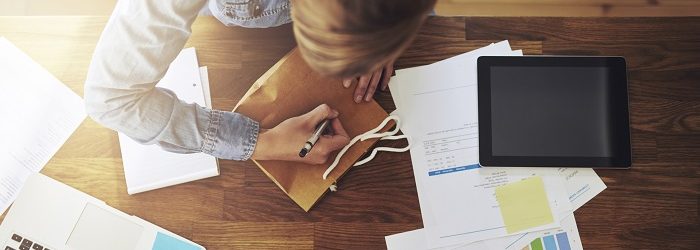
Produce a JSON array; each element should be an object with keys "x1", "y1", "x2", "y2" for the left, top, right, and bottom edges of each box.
[{"x1": 0, "y1": 174, "x2": 205, "y2": 250}]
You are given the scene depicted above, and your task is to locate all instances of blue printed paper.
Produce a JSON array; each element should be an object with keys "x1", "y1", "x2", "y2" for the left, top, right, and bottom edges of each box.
[{"x1": 152, "y1": 232, "x2": 200, "y2": 250}]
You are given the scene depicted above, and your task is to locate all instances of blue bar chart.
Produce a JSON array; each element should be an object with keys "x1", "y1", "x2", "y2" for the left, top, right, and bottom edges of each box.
[{"x1": 521, "y1": 232, "x2": 572, "y2": 250}]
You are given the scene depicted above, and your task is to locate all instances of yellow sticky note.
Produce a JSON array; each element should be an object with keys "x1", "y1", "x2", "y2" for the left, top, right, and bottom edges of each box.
[{"x1": 495, "y1": 176, "x2": 554, "y2": 233}]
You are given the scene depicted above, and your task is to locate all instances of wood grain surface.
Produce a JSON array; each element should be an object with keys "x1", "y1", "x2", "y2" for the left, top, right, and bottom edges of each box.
[
  {"x1": 6, "y1": 0, "x2": 700, "y2": 17},
  {"x1": 0, "y1": 16, "x2": 698, "y2": 249}
]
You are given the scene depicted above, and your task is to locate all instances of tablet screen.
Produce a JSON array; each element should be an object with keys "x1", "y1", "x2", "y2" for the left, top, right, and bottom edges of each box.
[
  {"x1": 490, "y1": 66, "x2": 612, "y2": 157},
  {"x1": 477, "y1": 56, "x2": 631, "y2": 168}
]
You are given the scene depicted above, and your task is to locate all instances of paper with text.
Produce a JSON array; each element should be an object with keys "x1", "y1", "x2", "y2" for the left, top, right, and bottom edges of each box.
[
  {"x1": 386, "y1": 167, "x2": 601, "y2": 249},
  {"x1": 391, "y1": 41, "x2": 571, "y2": 247},
  {"x1": 386, "y1": 41, "x2": 606, "y2": 248},
  {"x1": 0, "y1": 37, "x2": 86, "y2": 214},
  {"x1": 490, "y1": 214, "x2": 584, "y2": 250}
]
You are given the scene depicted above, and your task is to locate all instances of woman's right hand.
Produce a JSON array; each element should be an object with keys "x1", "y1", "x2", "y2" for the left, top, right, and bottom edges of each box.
[{"x1": 251, "y1": 104, "x2": 350, "y2": 165}]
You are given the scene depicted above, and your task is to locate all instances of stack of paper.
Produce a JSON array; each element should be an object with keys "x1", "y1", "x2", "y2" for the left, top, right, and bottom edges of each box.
[
  {"x1": 118, "y1": 48, "x2": 219, "y2": 194},
  {"x1": 0, "y1": 37, "x2": 86, "y2": 214},
  {"x1": 386, "y1": 41, "x2": 607, "y2": 249}
]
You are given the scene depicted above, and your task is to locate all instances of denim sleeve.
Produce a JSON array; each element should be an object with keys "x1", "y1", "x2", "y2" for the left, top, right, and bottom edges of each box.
[
  {"x1": 201, "y1": 109, "x2": 260, "y2": 160},
  {"x1": 84, "y1": 0, "x2": 259, "y2": 161}
]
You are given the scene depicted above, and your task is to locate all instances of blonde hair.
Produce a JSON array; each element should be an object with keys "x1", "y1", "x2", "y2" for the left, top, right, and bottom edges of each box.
[{"x1": 291, "y1": 0, "x2": 436, "y2": 78}]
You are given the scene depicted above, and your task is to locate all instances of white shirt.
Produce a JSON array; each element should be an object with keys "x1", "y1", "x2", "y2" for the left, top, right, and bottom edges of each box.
[{"x1": 85, "y1": 0, "x2": 291, "y2": 160}]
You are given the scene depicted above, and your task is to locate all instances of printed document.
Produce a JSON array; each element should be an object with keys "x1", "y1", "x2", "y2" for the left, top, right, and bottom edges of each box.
[
  {"x1": 486, "y1": 214, "x2": 584, "y2": 250},
  {"x1": 386, "y1": 41, "x2": 607, "y2": 249},
  {"x1": 0, "y1": 37, "x2": 86, "y2": 214},
  {"x1": 386, "y1": 213, "x2": 583, "y2": 250},
  {"x1": 386, "y1": 167, "x2": 604, "y2": 249},
  {"x1": 391, "y1": 41, "x2": 569, "y2": 247},
  {"x1": 390, "y1": 41, "x2": 571, "y2": 247}
]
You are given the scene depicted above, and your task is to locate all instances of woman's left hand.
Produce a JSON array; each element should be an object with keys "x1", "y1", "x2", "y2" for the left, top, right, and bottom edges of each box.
[{"x1": 342, "y1": 61, "x2": 395, "y2": 103}]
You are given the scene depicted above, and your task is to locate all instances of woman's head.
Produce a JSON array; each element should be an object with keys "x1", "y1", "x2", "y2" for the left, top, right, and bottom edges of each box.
[{"x1": 291, "y1": 0, "x2": 436, "y2": 78}]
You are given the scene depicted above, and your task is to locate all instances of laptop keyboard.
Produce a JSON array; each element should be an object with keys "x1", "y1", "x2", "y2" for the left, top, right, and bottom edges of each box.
[{"x1": 5, "y1": 234, "x2": 50, "y2": 250}]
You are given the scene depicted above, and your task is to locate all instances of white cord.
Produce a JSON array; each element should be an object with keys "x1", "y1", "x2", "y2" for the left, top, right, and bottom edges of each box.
[{"x1": 322, "y1": 115, "x2": 411, "y2": 180}]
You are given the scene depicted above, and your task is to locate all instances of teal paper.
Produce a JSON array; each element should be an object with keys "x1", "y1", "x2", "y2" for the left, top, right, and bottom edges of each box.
[{"x1": 152, "y1": 232, "x2": 200, "y2": 250}]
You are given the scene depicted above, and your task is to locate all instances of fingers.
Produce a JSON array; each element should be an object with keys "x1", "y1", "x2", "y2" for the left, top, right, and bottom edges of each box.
[
  {"x1": 320, "y1": 133, "x2": 350, "y2": 152},
  {"x1": 342, "y1": 78, "x2": 353, "y2": 88},
  {"x1": 328, "y1": 117, "x2": 349, "y2": 138},
  {"x1": 311, "y1": 136, "x2": 350, "y2": 165},
  {"x1": 303, "y1": 104, "x2": 338, "y2": 127},
  {"x1": 306, "y1": 138, "x2": 348, "y2": 164},
  {"x1": 352, "y1": 62, "x2": 394, "y2": 103},
  {"x1": 364, "y1": 69, "x2": 382, "y2": 102},
  {"x1": 315, "y1": 118, "x2": 349, "y2": 154},
  {"x1": 381, "y1": 62, "x2": 394, "y2": 91},
  {"x1": 305, "y1": 118, "x2": 350, "y2": 164},
  {"x1": 354, "y1": 74, "x2": 370, "y2": 103}
]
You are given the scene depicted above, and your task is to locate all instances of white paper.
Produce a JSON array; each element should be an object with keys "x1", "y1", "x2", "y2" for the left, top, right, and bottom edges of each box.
[
  {"x1": 557, "y1": 167, "x2": 607, "y2": 210},
  {"x1": 199, "y1": 66, "x2": 212, "y2": 108},
  {"x1": 0, "y1": 37, "x2": 86, "y2": 214},
  {"x1": 485, "y1": 214, "x2": 584, "y2": 250},
  {"x1": 386, "y1": 167, "x2": 604, "y2": 249},
  {"x1": 390, "y1": 41, "x2": 571, "y2": 247},
  {"x1": 386, "y1": 228, "x2": 490, "y2": 250},
  {"x1": 420, "y1": 166, "x2": 571, "y2": 247},
  {"x1": 386, "y1": 229, "x2": 431, "y2": 250},
  {"x1": 386, "y1": 41, "x2": 607, "y2": 248},
  {"x1": 119, "y1": 48, "x2": 219, "y2": 194},
  {"x1": 0, "y1": 167, "x2": 32, "y2": 216},
  {"x1": 388, "y1": 214, "x2": 583, "y2": 250},
  {"x1": 464, "y1": 168, "x2": 602, "y2": 250}
]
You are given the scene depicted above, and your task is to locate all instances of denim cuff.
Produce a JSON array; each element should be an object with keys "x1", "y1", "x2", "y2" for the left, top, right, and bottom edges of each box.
[{"x1": 203, "y1": 110, "x2": 259, "y2": 160}]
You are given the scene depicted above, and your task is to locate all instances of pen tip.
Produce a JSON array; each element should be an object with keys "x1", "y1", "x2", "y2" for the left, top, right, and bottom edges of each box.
[{"x1": 299, "y1": 149, "x2": 308, "y2": 157}]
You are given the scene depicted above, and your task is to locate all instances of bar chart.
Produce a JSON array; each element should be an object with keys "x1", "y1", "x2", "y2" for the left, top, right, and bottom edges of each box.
[{"x1": 521, "y1": 232, "x2": 572, "y2": 250}]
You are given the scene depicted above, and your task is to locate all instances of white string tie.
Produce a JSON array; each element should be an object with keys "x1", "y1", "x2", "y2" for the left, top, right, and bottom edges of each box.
[{"x1": 323, "y1": 115, "x2": 411, "y2": 181}]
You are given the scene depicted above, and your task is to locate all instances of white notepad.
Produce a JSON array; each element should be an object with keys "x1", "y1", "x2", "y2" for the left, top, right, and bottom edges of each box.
[{"x1": 118, "y1": 48, "x2": 219, "y2": 194}]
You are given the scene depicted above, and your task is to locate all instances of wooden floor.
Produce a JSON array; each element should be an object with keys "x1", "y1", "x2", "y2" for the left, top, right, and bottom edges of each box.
[{"x1": 1, "y1": 0, "x2": 699, "y2": 16}]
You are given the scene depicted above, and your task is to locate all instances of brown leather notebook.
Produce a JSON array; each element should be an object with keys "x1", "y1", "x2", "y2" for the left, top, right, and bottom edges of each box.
[{"x1": 233, "y1": 48, "x2": 389, "y2": 211}]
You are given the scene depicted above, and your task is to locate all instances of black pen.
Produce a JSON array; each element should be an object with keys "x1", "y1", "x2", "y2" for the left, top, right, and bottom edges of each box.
[{"x1": 299, "y1": 120, "x2": 331, "y2": 157}]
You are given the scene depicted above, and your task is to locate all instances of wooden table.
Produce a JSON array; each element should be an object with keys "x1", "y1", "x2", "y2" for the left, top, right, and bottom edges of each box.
[{"x1": 0, "y1": 16, "x2": 698, "y2": 249}]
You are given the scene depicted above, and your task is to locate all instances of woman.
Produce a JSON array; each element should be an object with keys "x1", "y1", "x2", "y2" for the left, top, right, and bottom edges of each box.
[{"x1": 85, "y1": 0, "x2": 436, "y2": 164}]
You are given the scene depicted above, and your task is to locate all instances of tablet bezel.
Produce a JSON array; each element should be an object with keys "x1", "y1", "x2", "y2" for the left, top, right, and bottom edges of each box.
[{"x1": 477, "y1": 56, "x2": 631, "y2": 168}]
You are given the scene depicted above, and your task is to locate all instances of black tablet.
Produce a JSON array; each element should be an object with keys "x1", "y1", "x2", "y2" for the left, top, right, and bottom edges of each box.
[{"x1": 477, "y1": 56, "x2": 631, "y2": 168}]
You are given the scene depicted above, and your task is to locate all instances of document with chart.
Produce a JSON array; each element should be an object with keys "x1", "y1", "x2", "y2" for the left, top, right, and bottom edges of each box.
[
  {"x1": 387, "y1": 41, "x2": 608, "y2": 249},
  {"x1": 391, "y1": 41, "x2": 569, "y2": 247},
  {"x1": 489, "y1": 214, "x2": 584, "y2": 250},
  {"x1": 385, "y1": 167, "x2": 604, "y2": 250},
  {"x1": 386, "y1": 213, "x2": 583, "y2": 250}
]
